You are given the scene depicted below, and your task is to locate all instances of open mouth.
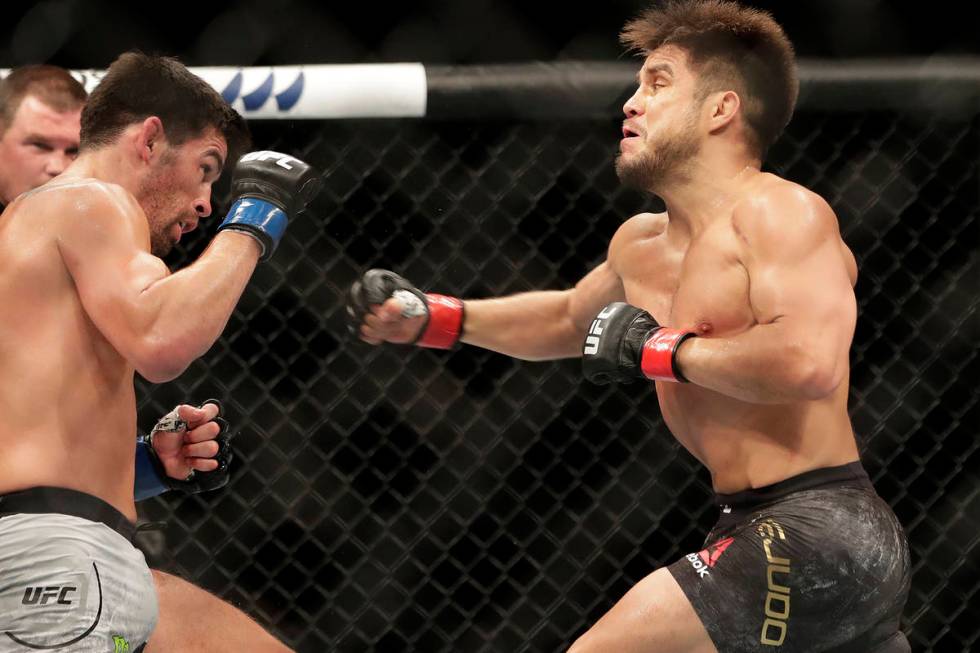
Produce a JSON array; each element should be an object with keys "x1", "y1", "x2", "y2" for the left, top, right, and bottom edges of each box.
[{"x1": 622, "y1": 126, "x2": 641, "y2": 139}]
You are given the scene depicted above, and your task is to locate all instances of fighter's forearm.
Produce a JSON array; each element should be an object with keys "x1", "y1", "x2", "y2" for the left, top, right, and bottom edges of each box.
[
  {"x1": 674, "y1": 321, "x2": 846, "y2": 404},
  {"x1": 461, "y1": 291, "x2": 585, "y2": 361},
  {"x1": 137, "y1": 232, "x2": 261, "y2": 381}
]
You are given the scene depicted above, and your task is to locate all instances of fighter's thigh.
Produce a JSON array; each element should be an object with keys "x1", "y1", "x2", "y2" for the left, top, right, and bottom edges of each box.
[
  {"x1": 146, "y1": 569, "x2": 292, "y2": 653},
  {"x1": 567, "y1": 568, "x2": 717, "y2": 653}
]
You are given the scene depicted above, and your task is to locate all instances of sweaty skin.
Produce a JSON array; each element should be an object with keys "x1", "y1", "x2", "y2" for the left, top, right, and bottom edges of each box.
[
  {"x1": 360, "y1": 40, "x2": 888, "y2": 653},
  {"x1": 607, "y1": 176, "x2": 860, "y2": 492},
  {"x1": 360, "y1": 44, "x2": 861, "y2": 495},
  {"x1": 366, "y1": 179, "x2": 860, "y2": 493},
  {"x1": 0, "y1": 125, "x2": 260, "y2": 521}
]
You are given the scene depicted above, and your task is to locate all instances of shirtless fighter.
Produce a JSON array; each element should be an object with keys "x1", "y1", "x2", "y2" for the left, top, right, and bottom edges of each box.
[
  {"x1": 0, "y1": 52, "x2": 318, "y2": 651},
  {"x1": 349, "y1": 1, "x2": 910, "y2": 650},
  {"x1": 0, "y1": 63, "x2": 291, "y2": 652}
]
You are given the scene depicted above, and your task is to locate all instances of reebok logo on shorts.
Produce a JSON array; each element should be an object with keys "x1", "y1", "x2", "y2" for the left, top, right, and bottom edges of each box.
[{"x1": 687, "y1": 537, "x2": 735, "y2": 578}]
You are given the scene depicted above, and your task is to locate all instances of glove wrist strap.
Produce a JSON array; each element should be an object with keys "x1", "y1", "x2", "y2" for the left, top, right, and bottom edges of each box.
[
  {"x1": 417, "y1": 294, "x2": 464, "y2": 349},
  {"x1": 218, "y1": 197, "x2": 287, "y2": 261},
  {"x1": 640, "y1": 328, "x2": 695, "y2": 382},
  {"x1": 135, "y1": 436, "x2": 172, "y2": 500}
]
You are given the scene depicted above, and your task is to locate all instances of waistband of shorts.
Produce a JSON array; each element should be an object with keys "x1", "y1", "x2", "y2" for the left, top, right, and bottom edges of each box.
[
  {"x1": 714, "y1": 461, "x2": 871, "y2": 510},
  {"x1": 0, "y1": 486, "x2": 137, "y2": 542}
]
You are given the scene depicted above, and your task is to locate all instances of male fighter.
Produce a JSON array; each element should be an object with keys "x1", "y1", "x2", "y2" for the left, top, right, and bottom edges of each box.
[
  {"x1": 349, "y1": 1, "x2": 910, "y2": 651},
  {"x1": 0, "y1": 63, "x2": 293, "y2": 653},
  {"x1": 0, "y1": 65, "x2": 230, "y2": 506},
  {"x1": 0, "y1": 52, "x2": 318, "y2": 652}
]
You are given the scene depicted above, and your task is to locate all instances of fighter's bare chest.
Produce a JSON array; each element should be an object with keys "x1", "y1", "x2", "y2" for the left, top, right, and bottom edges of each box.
[{"x1": 613, "y1": 226, "x2": 756, "y2": 336}]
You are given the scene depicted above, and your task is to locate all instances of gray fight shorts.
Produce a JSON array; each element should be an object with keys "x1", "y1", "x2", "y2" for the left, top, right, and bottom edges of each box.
[{"x1": 0, "y1": 487, "x2": 158, "y2": 652}]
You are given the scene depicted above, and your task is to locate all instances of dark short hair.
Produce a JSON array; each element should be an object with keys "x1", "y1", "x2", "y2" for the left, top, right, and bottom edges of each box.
[
  {"x1": 80, "y1": 52, "x2": 250, "y2": 162},
  {"x1": 621, "y1": 0, "x2": 799, "y2": 157},
  {"x1": 0, "y1": 65, "x2": 87, "y2": 133}
]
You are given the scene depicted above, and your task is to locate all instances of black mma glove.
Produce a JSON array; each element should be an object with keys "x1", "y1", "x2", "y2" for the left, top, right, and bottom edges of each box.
[
  {"x1": 217, "y1": 150, "x2": 322, "y2": 261},
  {"x1": 347, "y1": 269, "x2": 464, "y2": 349},
  {"x1": 139, "y1": 399, "x2": 234, "y2": 494},
  {"x1": 582, "y1": 302, "x2": 695, "y2": 384}
]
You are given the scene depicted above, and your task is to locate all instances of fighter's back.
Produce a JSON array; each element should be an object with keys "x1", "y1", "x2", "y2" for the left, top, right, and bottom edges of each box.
[{"x1": 0, "y1": 180, "x2": 139, "y2": 518}]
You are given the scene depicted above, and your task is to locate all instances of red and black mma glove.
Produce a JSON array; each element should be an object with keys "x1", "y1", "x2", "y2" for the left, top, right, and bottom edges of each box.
[
  {"x1": 582, "y1": 302, "x2": 695, "y2": 384},
  {"x1": 347, "y1": 269, "x2": 464, "y2": 349}
]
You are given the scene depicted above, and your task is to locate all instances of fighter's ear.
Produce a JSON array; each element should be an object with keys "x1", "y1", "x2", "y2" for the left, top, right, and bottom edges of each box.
[
  {"x1": 135, "y1": 117, "x2": 166, "y2": 164},
  {"x1": 705, "y1": 90, "x2": 740, "y2": 134}
]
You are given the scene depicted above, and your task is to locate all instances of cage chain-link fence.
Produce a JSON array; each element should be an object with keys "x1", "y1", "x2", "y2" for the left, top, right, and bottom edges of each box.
[{"x1": 134, "y1": 111, "x2": 979, "y2": 652}]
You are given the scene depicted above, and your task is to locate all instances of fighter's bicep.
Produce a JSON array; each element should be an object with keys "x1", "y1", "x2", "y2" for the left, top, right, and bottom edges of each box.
[
  {"x1": 57, "y1": 196, "x2": 167, "y2": 346},
  {"x1": 568, "y1": 260, "x2": 626, "y2": 332},
  {"x1": 739, "y1": 194, "x2": 856, "y2": 336},
  {"x1": 748, "y1": 241, "x2": 856, "y2": 330}
]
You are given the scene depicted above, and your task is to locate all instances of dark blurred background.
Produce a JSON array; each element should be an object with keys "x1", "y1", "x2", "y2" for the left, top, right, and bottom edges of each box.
[
  {"x1": 2, "y1": 0, "x2": 979, "y2": 69},
  {"x1": 3, "y1": 1, "x2": 977, "y2": 652}
]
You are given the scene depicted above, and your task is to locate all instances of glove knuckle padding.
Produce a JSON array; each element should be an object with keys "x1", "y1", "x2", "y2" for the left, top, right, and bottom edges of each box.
[
  {"x1": 219, "y1": 151, "x2": 322, "y2": 261},
  {"x1": 200, "y1": 398, "x2": 223, "y2": 418},
  {"x1": 347, "y1": 269, "x2": 427, "y2": 333},
  {"x1": 232, "y1": 151, "x2": 322, "y2": 216},
  {"x1": 362, "y1": 269, "x2": 416, "y2": 304},
  {"x1": 212, "y1": 416, "x2": 229, "y2": 436}
]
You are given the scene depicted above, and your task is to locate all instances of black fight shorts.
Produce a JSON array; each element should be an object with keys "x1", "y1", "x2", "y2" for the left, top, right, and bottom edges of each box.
[{"x1": 668, "y1": 462, "x2": 910, "y2": 652}]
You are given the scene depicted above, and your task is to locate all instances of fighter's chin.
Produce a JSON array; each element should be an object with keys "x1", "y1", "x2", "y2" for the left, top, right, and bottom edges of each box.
[
  {"x1": 615, "y1": 154, "x2": 658, "y2": 192},
  {"x1": 149, "y1": 240, "x2": 175, "y2": 258},
  {"x1": 149, "y1": 231, "x2": 177, "y2": 258}
]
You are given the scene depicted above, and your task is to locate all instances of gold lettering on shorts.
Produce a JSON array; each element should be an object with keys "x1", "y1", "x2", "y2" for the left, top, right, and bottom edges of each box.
[{"x1": 757, "y1": 518, "x2": 790, "y2": 646}]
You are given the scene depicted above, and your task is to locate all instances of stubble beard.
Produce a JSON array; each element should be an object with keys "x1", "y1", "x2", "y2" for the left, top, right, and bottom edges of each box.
[
  {"x1": 615, "y1": 114, "x2": 701, "y2": 194},
  {"x1": 136, "y1": 159, "x2": 181, "y2": 258}
]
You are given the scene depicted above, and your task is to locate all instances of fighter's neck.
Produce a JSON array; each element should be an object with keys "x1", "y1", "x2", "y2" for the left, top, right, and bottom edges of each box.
[
  {"x1": 656, "y1": 157, "x2": 761, "y2": 236},
  {"x1": 60, "y1": 149, "x2": 141, "y2": 196}
]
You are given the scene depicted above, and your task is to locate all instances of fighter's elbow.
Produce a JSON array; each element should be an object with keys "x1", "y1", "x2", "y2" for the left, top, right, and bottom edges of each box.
[
  {"x1": 786, "y1": 345, "x2": 843, "y2": 400},
  {"x1": 133, "y1": 338, "x2": 195, "y2": 383}
]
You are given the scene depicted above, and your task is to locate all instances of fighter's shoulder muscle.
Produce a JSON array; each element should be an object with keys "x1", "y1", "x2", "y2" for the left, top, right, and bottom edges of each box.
[
  {"x1": 731, "y1": 176, "x2": 840, "y2": 259},
  {"x1": 608, "y1": 211, "x2": 669, "y2": 265},
  {"x1": 29, "y1": 179, "x2": 148, "y2": 244}
]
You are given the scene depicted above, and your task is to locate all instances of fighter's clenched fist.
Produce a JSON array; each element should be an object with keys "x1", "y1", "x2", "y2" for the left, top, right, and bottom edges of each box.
[
  {"x1": 218, "y1": 150, "x2": 322, "y2": 261},
  {"x1": 348, "y1": 269, "x2": 464, "y2": 349}
]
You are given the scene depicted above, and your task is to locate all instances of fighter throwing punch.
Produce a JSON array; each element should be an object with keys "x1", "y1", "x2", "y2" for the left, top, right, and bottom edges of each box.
[
  {"x1": 350, "y1": 1, "x2": 910, "y2": 650},
  {"x1": 0, "y1": 52, "x2": 318, "y2": 652}
]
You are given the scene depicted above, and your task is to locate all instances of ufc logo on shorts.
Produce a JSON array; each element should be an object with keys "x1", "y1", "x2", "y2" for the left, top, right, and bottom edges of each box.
[
  {"x1": 240, "y1": 150, "x2": 297, "y2": 170},
  {"x1": 21, "y1": 585, "x2": 76, "y2": 606},
  {"x1": 584, "y1": 305, "x2": 618, "y2": 355}
]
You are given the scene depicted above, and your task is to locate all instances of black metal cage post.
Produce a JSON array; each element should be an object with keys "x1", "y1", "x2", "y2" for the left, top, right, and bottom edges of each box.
[{"x1": 136, "y1": 62, "x2": 979, "y2": 652}]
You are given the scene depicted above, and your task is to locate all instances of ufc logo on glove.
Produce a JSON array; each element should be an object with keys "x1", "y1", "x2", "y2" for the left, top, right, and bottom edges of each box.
[
  {"x1": 239, "y1": 150, "x2": 299, "y2": 170},
  {"x1": 583, "y1": 305, "x2": 617, "y2": 355}
]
